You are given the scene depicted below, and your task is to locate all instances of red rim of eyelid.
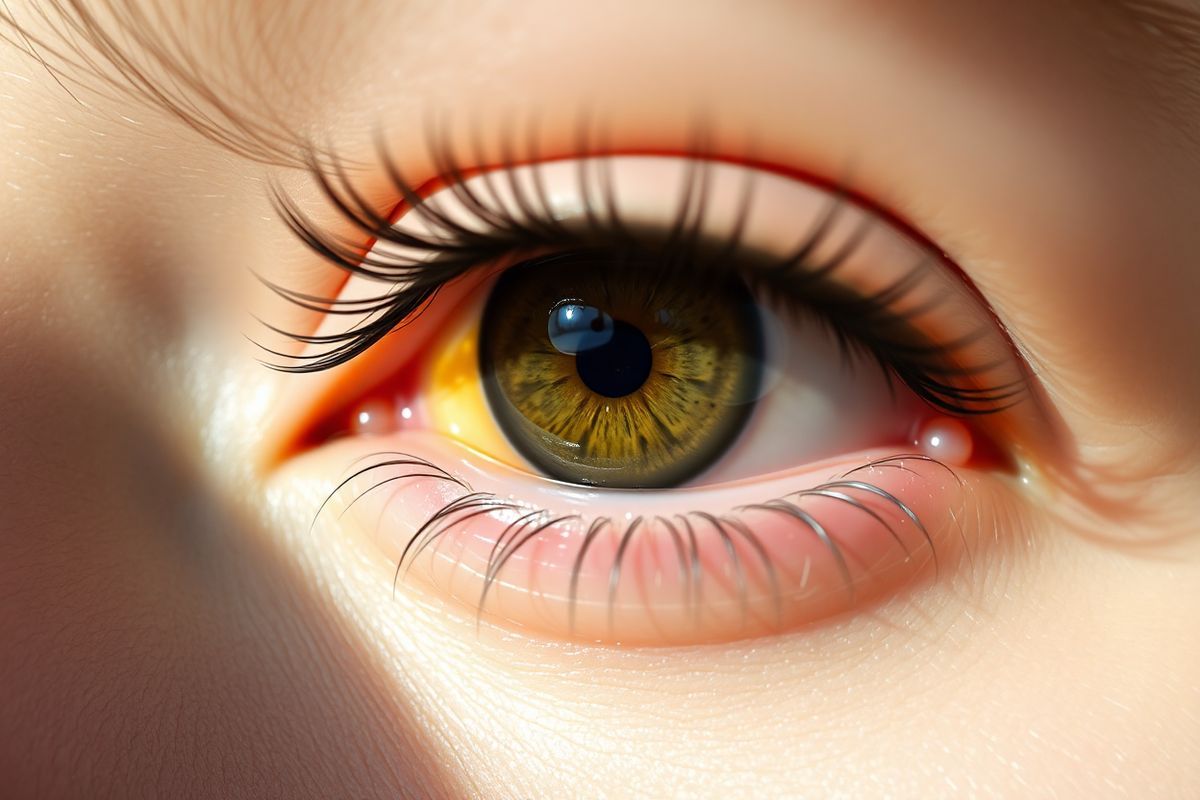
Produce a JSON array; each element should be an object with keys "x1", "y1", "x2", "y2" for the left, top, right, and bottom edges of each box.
[
  {"x1": 269, "y1": 150, "x2": 1036, "y2": 468},
  {"x1": 285, "y1": 275, "x2": 481, "y2": 455}
]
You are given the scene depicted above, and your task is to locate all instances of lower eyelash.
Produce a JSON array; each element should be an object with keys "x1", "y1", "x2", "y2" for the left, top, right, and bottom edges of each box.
[{"x1": 317, "y1": 451, "x2": 961, "y2": 642}]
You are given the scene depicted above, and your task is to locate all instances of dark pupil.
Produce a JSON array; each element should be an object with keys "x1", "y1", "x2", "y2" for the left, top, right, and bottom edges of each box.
[{"x1": 549, "y1": 304, "x2": 653, "y2": 398}]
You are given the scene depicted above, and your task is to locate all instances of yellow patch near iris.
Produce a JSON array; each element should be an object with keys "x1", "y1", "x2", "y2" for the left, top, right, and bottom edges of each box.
[{"x1": 425, "y1": 311, "x2": 525, "y2": 468}]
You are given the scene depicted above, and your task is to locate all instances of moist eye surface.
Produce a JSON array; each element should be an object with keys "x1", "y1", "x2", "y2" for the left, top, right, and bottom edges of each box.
[{"x1": 480, "y1": 250, "x2": 764, "y2": 488}]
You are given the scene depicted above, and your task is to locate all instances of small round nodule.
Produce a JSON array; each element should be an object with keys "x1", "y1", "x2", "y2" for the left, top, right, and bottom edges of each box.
[{"x1": 916, "y1": 416, "x2": 974, "y2": 466}]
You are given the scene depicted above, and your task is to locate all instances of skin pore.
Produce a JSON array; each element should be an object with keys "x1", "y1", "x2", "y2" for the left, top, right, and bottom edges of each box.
[{"x1": 1, "y1": 1, "x2": 1199, "y2": 797}]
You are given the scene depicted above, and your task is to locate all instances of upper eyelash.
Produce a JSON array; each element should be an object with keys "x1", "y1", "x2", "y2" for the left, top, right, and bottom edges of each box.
[{"x1": 262, "y1": 136, "x2": 1027, "y2": 416}]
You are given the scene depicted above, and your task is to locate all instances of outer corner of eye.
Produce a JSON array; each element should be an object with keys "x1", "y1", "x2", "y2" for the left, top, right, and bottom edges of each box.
[{"x1": 275, "y1": 152, "x2": 1034, "y2": 647}]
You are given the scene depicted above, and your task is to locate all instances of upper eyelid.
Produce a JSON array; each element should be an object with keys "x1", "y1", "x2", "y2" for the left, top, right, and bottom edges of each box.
[
  {"x1": 262, "y1": 152, "x2": 1032, "y2": 439},
  {"x1": 280, "y1": 148, "x2": 869, "y2": 277},
  {"x1": 266, "y1": 142, "x2": 863, "y2": 308},
  {"x1": 260, "y1": 149, "x2": 867, "y2": 374}
]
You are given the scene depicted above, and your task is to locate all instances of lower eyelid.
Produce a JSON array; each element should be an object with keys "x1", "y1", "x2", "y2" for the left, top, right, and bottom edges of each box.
[{"x1": 297, "y1": 432, "x2": 994, "y2": 646}]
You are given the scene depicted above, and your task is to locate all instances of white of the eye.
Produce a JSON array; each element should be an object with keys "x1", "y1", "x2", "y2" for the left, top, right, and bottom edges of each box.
[{"x1": 695, "y1": 309, "x2": 925, "y2": 483}]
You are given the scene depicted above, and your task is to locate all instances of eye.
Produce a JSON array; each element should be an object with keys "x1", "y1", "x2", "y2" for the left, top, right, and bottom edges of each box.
[{"x1": 269, "y1": 152, "x2": 1032, "y2": 646}]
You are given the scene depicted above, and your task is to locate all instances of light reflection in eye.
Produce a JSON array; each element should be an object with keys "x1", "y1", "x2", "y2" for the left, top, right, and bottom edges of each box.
[{"x1": 288, "y1": 155, "x2": 1025, "y2": 645}]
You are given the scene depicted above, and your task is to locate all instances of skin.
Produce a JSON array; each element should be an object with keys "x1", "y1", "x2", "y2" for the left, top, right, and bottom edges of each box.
[{"x1": 1, "y1": 0, "x2": 1199, "y2": 797}]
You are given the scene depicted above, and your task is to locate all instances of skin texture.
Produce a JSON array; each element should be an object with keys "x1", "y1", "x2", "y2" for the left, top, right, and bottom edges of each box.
[{"x1": 1, "y1": 1, "x2": 1199, "y2": 797}]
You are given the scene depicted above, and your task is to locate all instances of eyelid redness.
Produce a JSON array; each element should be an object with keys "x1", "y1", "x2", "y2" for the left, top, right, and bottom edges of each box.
[{"x1": 273, "y1": 150, "x2": 1004, "y2": 371}]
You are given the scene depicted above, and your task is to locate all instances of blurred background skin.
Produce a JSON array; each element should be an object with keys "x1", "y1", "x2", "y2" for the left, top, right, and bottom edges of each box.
[{"x1": 1, "y1": 1, "x2": 1199, "y2": 797}]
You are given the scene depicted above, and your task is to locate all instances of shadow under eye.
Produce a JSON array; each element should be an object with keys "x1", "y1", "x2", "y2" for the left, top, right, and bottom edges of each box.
[{"x1": 0, "y1": 328, "x2": 463, "y2": 797}]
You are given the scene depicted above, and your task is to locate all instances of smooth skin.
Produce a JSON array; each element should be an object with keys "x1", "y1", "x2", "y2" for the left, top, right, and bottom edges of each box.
[{"x1": 0, "y1": 1, "x2": 1198, "y2": 797}]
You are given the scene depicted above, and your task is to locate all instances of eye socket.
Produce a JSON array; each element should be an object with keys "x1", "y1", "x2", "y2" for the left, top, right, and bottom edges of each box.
[{"x1": 276, "y1": 153, "x2": 1028, "y2": 645}]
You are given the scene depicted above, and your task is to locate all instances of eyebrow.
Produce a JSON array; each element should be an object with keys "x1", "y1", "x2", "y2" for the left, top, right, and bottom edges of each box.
[
  {"x1": 0, "y1": 0, "x2": 318, "y2": 166},
  {"x1": 2, "y1": 0, "x2": 1199, "y2": 167},
  {"x1": 1120, "y1": 0, "x2": 1200, "y2": 38}
]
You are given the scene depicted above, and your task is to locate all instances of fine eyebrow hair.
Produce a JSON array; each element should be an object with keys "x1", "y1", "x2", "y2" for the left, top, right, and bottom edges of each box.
[
  {"x1": 2, "y1": 0, "x2": 1200, "y2": 167},
  {"x1": 1122, "y1": 0, "x2": 1200, "y2": 37},
  {"x1": 0, "y1": 0, "x2": 329, "y2": 167}
]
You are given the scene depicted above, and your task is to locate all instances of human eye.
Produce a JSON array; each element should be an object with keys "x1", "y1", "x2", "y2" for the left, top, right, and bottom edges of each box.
[{"x1": 264, "y1": 134, "x2": 1037, "y2": 646}]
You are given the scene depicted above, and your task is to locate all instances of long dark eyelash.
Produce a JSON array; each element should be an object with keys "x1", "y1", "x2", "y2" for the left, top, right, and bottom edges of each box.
[
  {"x1": 316, "y1": 452, "x2": 960, "y2": 640},
  {"x1": 263, "y1": 125, "x2": 1025, "y2": 416}
]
